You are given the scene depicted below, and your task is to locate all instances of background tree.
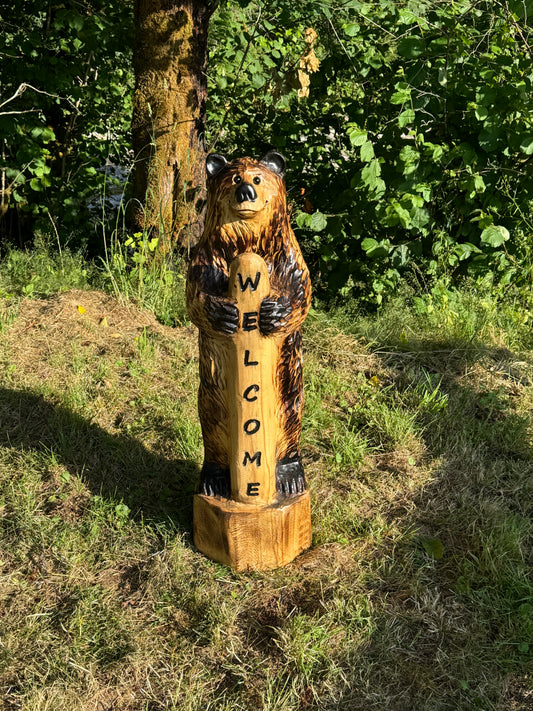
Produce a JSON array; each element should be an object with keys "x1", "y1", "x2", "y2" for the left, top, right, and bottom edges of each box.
[{"x1": 130, "y1": 0, "x2": 218, "y2": 251}]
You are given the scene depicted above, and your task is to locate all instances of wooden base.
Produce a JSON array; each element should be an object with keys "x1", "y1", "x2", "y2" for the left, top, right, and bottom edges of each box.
[{"x1": 193, "y1": 490, "x2": 311, "y2": 571}]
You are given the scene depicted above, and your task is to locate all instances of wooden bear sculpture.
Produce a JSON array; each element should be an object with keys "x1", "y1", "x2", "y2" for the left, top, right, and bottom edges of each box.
[{"x1": 187, "y1": 151, "x2": 312, "y2": 570}]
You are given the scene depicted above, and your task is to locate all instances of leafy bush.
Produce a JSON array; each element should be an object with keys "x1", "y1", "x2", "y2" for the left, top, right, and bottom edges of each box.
[
  {"x1": 0, "y1": 1, "x2": 133, "y2": 244},
  {"x1": 208, "y1": 0, "x2": 533, "y2": 302},
  {"x1": 1, "y1": 0, "x2": 532, "y2": 306}
]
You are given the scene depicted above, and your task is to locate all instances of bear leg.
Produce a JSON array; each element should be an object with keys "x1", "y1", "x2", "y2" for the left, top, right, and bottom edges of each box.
[
  {"x1": 275, "y1": 331, "x2": 307, "y2": 496},
  {"x1": 199, "y1": 461, "x2": 231, "y2": 498}
]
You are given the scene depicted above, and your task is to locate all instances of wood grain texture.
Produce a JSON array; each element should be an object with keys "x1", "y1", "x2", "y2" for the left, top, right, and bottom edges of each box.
[
  {"x1": 227, "y1": 253, "x2": 279, "y2": 505},
  {"x1": 187, "y1": 154, "x2": 312, "y2": 569},
  {"x1": 193, "y1": 491, "x2": 311, "y2": 571}
]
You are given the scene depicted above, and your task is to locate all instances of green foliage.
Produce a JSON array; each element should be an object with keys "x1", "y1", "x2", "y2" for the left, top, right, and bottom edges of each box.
[
  {"x1": 101, "y1": 229, "x2": 188, "y2": 326},
  {"x1": 208, "y1": 0, "x2": 533, "y2": 303},
  {"x1": 1, "y1": 0, "x2": 533, "y2": 307},
  {"x1": 0, "y1": 1, "x2": 133, "y2": 241},
  {"x1": 0, "y1": 240, "x2": 97, "y2": 298}
]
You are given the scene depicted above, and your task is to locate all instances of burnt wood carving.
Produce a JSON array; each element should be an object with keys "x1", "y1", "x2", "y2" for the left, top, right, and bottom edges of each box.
[{"x1": 187, "y1": 151, "x2": 312, "y2": 570}]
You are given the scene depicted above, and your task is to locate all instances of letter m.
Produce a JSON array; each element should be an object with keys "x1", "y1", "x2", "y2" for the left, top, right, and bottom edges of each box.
[
  {"x1": 237, "y1": 272, "x2": 261, "y2": 292},
  {"x1": 243, "y1": 451, "x2": 261, "y2": 466}
]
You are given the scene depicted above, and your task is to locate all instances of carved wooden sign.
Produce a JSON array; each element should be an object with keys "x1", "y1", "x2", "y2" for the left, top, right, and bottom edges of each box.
[
  {"x1": 186, "y1": 151, "x2": 311, "y2": 571},
  {"x1": 227, "y1": 252, "x2": 277, "y2": 505}
]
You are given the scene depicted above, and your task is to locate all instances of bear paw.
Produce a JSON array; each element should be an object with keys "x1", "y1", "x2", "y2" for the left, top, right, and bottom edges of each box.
[
  {"x1": 259, "y1": 296, "x2": 292, "y2": 335},
  {"x1": 199, "y1": 462, "x2": 231, "y2": 498},
  {"x1": 276, "y1": 456, "x2": 306, "y2": 496},
  {"x1": 205, "y1": 295, "x2": 239, "y2": 335}
]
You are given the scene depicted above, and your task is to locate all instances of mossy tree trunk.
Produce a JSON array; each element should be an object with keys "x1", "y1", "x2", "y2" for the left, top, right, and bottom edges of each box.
[{"x1": 131, "y1": 0, "x2": 217, "y2": 251}]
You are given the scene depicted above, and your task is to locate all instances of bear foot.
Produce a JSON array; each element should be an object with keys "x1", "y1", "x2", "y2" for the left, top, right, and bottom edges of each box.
[
  {"x1": 199, "y1": 462, "x2": 231, "y2": 498},
  {"x1": 276, "y1": 456, "x2": 306, "y2": 496}
]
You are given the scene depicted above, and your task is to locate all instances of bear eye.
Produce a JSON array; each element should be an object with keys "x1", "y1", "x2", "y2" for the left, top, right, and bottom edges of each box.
[
  {"x1": 253, "y1": 176, "x2": 261, "y2": 185},
  {"x1": 233, "y1": 175, "x2": 242, "y2": 184}
]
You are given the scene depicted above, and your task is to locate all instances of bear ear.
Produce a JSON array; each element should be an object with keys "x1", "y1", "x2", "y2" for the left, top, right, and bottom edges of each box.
[
  {"x1": 206, "y1": 153, "x2": 228, "y2": 179},
  {"x1": 260, "y1": 150, "x2": 286, "y2": 177}
]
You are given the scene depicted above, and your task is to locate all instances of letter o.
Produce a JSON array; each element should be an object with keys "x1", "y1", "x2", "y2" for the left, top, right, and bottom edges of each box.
[{"x1": 243, "y1": 419, "x2": 260, "y2": 435}]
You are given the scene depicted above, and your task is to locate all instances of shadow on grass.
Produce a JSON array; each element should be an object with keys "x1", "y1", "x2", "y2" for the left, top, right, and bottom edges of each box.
[{"x1": 0, "y1": 387, "x2": 199, "y2": 530}]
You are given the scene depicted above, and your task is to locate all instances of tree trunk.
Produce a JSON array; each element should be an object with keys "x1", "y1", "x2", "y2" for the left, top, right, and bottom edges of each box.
[{"x1": 131, "y1": 0, "x2": 216, "y2": 252}]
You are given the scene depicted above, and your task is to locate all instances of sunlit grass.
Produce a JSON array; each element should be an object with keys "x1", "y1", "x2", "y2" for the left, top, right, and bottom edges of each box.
[{"x1": 0, "y1": 271, "x2": 531, "y2": 709}]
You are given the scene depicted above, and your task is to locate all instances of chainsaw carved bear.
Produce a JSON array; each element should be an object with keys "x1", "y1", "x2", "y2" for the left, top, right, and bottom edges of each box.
[{"x1": 186, "y1": 151, "x2": 311, "y2": 499}]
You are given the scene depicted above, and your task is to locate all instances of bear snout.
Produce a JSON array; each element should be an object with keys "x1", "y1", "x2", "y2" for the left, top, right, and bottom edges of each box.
[{"x1": 235, "y1": 182, "x2": 257, "y2": 203}]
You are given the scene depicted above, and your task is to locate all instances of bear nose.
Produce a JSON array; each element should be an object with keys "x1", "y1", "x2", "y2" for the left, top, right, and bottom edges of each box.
[{"x1": 235, "y1": 182, "x2": 257, "y2": 203}]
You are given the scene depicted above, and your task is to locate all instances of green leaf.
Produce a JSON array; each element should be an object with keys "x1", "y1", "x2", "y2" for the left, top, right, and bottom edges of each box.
[
  {"x1": 390, "y1": 82, "x2": 411, "y2": 105},
  {"x1": 295, "y1": 212, "x2": 310, "y2": 229},
  {"x1": 475, "y1": 105, "x2": 489, "y2": 121},
  {"x1": 115, "y1": 503, "x2": 130, "y2": 519},
  {"x1": 398, "y1": 36, "x2": 425, "y2": 58},
  {"x1": 474, "y1": 175, "x2": 485, "y2": 193},
  {"x1": 309, "y1": 211, "x2": 328, "y2": 232},
  {"x1": 343, "y1": 23, "x2": 360, "y2": 37},
  {"x1": 361, "y1": 237, "x2": 378, "y2": 252},
  {"x1": 410, "y1": 206, "x2": 430, "y2": 230},
  {"x1": 347, "y1": 124, "x2": 367, "y2": 147},
  {"x1": 391, "y1": 244, "x2": 410, "y2": 267},
  {"x1": 252, "y1": 74, "x2": 266, "y2": 88},
  {"x1": 68, "y1": 12, "x2": 84, "y2": 31},
  {"x1": 455, "y1": 243, "x2": 481, "y2": 260},
  {"x1": 399, "y1": 145, "x2": 420, "y2": 165},
  {"x1": 398, "y1": 109, "x2": 415, "y2": 127},
  {"x1": 480, "y1": 225, "x2": 510, "y2": 247},
  {"x1": 362, "y1": 238, "x2": 390, "y2": 258},
  {"x1": 519, "y1": 134, "x2": 533, "y2": 155},
  {"x1": 479, "y1": 128, "x2": 499, "y2": 152},
  {"x1": 360, "y1": 140, "x2": 375, "y2": 162},
  {"x1": 420, "y1": 536, "x2": 444, "y2": 560},
  {"x1": 361, "y1": 159, "x2": 382, "y2": 189}
]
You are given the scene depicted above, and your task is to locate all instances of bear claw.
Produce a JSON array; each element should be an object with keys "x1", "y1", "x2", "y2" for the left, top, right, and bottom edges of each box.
[
  {"x1": 259, "y1": 296, "x2": 292, "y2": 334},
  {"x1": 205, "y1": 296, "x2": 239, "y2": 335},
  {"x1": 276, "y1": 456, "x2": 306, "y2": 496},
  {"x1": 199, "y1": 462, "x2": 231, "y2": 498}
]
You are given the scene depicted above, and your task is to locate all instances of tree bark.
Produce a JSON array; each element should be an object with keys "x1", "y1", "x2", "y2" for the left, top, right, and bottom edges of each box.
[{"x1": 131, "y1": 0, "x2": 216, "y2": 251}]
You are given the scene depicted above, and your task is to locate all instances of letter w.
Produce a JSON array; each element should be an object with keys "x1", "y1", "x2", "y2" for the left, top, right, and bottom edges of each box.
[{"x1": 238, "y1": 272, "x2": 261, "y2": 292}]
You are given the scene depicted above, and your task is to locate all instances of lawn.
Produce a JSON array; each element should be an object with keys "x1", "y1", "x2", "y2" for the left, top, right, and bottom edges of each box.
[{"x1": 0, "y1": 281, "x2": 532, "y2": 710}]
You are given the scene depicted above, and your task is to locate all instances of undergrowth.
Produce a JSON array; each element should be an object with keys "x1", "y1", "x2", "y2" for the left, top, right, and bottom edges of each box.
[{"x1": 0, "y1": 235, "x2": 189, "y2": 326}]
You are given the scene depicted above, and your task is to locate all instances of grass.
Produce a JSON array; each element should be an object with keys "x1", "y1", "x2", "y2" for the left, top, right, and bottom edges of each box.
[{"x1": 0, "y1": 252, "x2": 532, "y2": 710}]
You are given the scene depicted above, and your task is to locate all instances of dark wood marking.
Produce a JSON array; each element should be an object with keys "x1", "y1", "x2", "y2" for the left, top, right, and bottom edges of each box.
[
  {"x1": 246, "y1": 482, "x2": 260, "y2": 496},
  {"x1": 238, "y1": 272, "x2": 261, "y2": 292},
  {"x1": 243, "y1": 384, "x2": 259, "y2": 401},
  {"x1": 243, "y1": 451, "x2": 261, "y2": 466},
  {"x1": 243, "y1": 419, "x2": 260, "y2": 435},
  {"x1": 244, "y1": 350, "x2": 258, "y2": 366},
  {"x1": 242, "y1": 311, "x2": 258, "y2": 331}
]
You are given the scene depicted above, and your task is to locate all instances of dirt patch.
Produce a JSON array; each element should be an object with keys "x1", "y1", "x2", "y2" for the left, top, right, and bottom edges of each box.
[
  {"x1": 0, "y1": 289, "x2": 198, "y2": 409},
  {"x1": 3, "y1": 288, "x2": 193, "y2": 362}
]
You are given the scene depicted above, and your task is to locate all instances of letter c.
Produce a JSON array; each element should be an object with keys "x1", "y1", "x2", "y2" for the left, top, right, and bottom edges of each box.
[{"x1": 243, "y1": 384, "x2": 259, "y2": 402}]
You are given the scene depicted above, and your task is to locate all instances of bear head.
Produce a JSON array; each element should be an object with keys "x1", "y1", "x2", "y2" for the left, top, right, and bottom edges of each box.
[{"x1": 204, "y1": 151, "x2": 287, "y2": 229}]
